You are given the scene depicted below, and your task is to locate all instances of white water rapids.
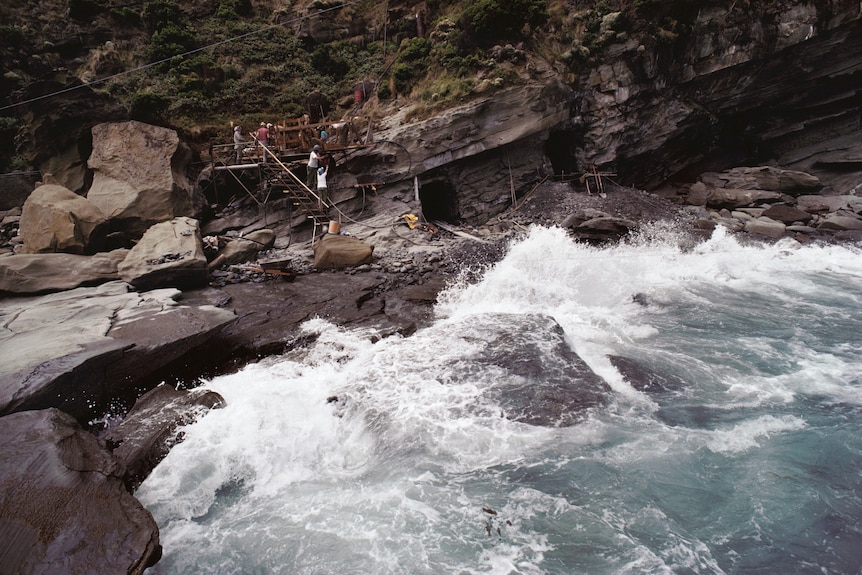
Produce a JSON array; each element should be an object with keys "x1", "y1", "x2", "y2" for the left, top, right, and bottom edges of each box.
[{"x1": 139, "y1": 226, "x2": 862, "y2": 574}]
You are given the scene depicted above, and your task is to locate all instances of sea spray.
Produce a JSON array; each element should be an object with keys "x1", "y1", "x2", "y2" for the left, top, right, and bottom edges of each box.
[{"x1": 139, "y1": 227, "x2": 862, "y2": 574}]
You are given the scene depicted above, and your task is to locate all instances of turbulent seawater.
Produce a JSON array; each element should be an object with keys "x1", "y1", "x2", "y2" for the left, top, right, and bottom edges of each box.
[{"x1": 138, "y1": 225, "x2": 862, "y2": 575}]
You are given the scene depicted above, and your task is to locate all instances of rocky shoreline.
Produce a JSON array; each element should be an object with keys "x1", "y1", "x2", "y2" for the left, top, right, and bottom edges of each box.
[{"x1": 2, "y1": 128, "x2": 861, "y2": 572}]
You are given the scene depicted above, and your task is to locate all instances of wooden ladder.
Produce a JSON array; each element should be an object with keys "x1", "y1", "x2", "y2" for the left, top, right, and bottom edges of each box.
[{"x1": 259, "y1": 147, "x2": 330, "y2": 229}]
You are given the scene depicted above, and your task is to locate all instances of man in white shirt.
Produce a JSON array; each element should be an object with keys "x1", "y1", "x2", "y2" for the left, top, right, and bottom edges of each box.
[{"x1": 307, "y1": 144, "x2": 322, "y2": 189}]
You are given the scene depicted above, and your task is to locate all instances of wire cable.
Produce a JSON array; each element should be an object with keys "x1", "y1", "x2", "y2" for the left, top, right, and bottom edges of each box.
[{"x1": 0, "y1": 0, "x2": 364, "y2": 112}]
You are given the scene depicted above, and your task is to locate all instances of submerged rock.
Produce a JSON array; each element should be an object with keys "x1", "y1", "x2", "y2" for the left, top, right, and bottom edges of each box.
[
  {"x1": 451, "y1": 313, "x2": 611, "y2": 426},
  {"x1": 608, "y1": 355, "x2": 687, "y2": 394},
  {"x1": 104, "y1": 384, "x2": 225, "y2": 491}
]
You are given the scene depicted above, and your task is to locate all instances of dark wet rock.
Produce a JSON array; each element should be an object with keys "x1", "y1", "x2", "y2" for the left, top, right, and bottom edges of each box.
[
  {"x1": 572, "y1": 215, "x2": 638, "y2": 244},
  {"x1": 103, "y1": 384, "x2": 225, "y2": 491},
  {"x1": 472, "y1": 313, "x2": 611, "y2": 426},
  {"x1": 0, "y1": 408, "x2": 160, "y2": 574},
  {"x1": 631, "y1": 293, "x2": 649, "y2": 306},
  {"x1": 608, "y1": 355, "x2": 687, "y2": 394},
  {"x1": 191, "y1": 270, "x2": 430, "y2": 359},
  {"x1": 761, "y1": 205, "x2": 814, "y2": 225}
]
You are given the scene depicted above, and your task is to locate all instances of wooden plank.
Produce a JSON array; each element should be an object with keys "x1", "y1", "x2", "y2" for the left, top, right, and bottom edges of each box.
[{"x1": 431, "y1": 221, "x2": 492, "y2": 244}]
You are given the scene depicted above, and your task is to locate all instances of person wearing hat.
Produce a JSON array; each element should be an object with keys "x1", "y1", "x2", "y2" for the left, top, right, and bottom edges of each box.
[
  {"x1": 307, "y1": 144, "x2": 322, "y2": 189},
  {"x1": 316, "y1": 163, "x2": 329, "y2": 207},
  {"x1": 232, "y1": 125, "x2": 245, "y2": 164},
  {"x1": 256, "y1": 122, "x2": 271, "y2": 163}
]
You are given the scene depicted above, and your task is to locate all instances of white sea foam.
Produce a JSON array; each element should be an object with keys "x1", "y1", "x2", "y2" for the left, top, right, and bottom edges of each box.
[
  {"x1": 139, "y1": 226, "x2": 862, "y2": 574},
  {"x1": 705, "y1": 415, "x2": 807, "y2": 454}
]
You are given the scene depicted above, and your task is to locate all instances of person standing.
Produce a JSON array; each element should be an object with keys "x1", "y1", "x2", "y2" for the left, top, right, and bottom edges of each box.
[
  {"x1": 256, "y1": 122, "x2": 270, "y2": 163},
  {"x1": 232, "y1": 125, "x2": 245, "y2": 164},
  {"x1": 316, "y1": 164, "x2": 329, "y2": 207},
  {"x1": 307, "y1": 144, "x2": 322, "y2": 189}
]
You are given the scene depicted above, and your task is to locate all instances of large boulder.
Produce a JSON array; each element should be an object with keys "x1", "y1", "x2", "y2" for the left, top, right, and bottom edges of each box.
[
  {"x1": 19, "y1": 183, "x2": 108, "y2": 254},
  {"x1": 0, "y1": 250, "x2": 128, "y2": 294},
  {"x1": 0, "y1": 281, "x2": 236, "y2": 422},
  {"x1": 104, "y1": 384, "x2": 225, "y2": 490},
  {"x1": 706, "y1": 187, "x2": 783, "y2": 209},
  {"x1": 87, "y1": 121, "x2": 198, "y2": 238},
  {"x1": 744, "y1": 216, "x2": 787, "y2": 238},
  {"x1": 215, "y1": 229, "x2": 277, "y2": 266},
  {"x1": 119, "y1": 217, "x2": 208, "y2": 291},
  {"x1": 609, "y1": 355, "x2": 687, "y2": 394},
  {"x1": 313, "y1": 233, "x2": 374, "y2": 269},
  {"x1": 817, "y1": 214, "x2": 862, "y2": 231},
  {"x1": 761, "y1": 204, "x2": 814, "y2": 224},
  {"x1": 701, "y1": 167, "x2": 822, "y2": 195},
  {"x1": 0, "y1": 408, "x2": 161, "y2": 574}
]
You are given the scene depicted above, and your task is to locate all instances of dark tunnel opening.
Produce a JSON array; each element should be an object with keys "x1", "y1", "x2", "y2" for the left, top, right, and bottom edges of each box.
[
  {"x1": 544, "y1": 131, "x2": 580, "y2": 176},
  {"x1": 419, "y1": 179, "x2": 460, "y2": 224}
]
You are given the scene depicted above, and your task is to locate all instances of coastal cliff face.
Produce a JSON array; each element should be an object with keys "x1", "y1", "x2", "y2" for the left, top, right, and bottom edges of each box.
[
  {"x1": 572, "y1": 1, "x2": 862, "y2": 193},
  {"x1": 3, "y1": 1, "x2": 861, "y2": 220},
  {"x1": 310, "y1": 0, "x2": 862, "y2": 224}
]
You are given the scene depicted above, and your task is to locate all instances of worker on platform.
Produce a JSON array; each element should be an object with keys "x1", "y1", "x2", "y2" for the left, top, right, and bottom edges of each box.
[
  {"x1": 307, "y1": 144, "x2": 322, "y2": 189},
  {"x1": 232, "y1": 125, "x2": 245, "y2": 164},
  {"x1": 256, "y1": 122, "x2": 271, "y2": 163}
]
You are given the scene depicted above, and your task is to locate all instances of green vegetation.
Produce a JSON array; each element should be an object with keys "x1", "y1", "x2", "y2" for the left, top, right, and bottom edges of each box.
[
  {"x1": 69, "y1": 0, "x2": 106, "y2": 20},
  {"x1": 129, "y1": 92, "x2": 170, "y2": 122},
  {"x1": 391, "y1": 38, "x2": 431, "y2": 95},
  {"x1": 0, "y1": 0, "x2": 783, "y2": 139},
  {"x1": 462, "y1": 0, "x2": 548, "y2": 47}
]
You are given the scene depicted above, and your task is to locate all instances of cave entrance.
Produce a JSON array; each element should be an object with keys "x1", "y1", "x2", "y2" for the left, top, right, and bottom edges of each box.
[
  {"x1": 419, "y1": 179, "x2": 459, "y2": 224},
  {"x1": 544, "y1": 131, "x2": 580, "y2": 176}
]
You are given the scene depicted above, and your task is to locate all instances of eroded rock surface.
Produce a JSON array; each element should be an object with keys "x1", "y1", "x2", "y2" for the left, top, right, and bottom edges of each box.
[
  {"x1": 87, "y1": 121, "x2": 200, "y2": 238},
  {"x1": 0, "y1": 281, "x2": 236, "y2": 422},
  {"x1": 19, "y1": 183, "x2": 108, "y2": 254},
  {"x1": 0, "y1": 408, "x2": 161, "y2": 575},
  {"x1": 0, "y1": 249, "x2": 128, "y2": 294}
]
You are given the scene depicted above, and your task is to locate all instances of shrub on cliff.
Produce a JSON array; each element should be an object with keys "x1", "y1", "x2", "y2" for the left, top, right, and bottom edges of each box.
[
  {"x1": 130, "y1": 92, "x2": 170, "y2": 122},
  {"x1": 148, "y1": 22, "x2": 197, "y2": 63},
  {"x1": 461, "y1": 0, "x2": 548, "y2": 47},
  {"x1": 391, "y1": 37, "x2": 431, "y2": 95}
]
